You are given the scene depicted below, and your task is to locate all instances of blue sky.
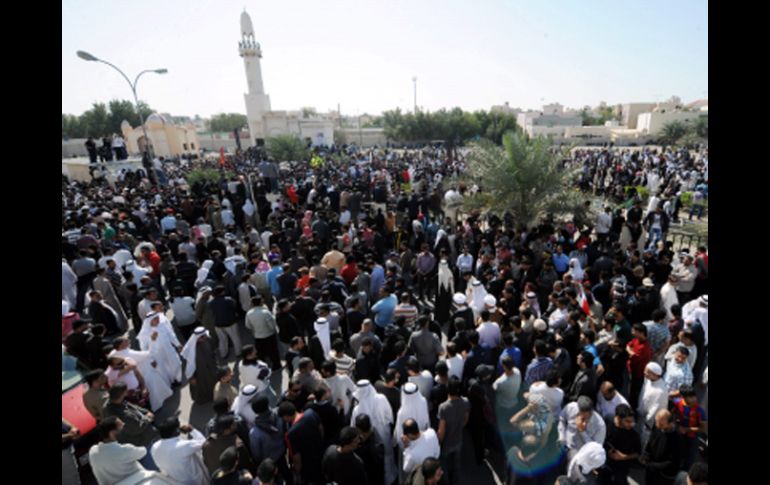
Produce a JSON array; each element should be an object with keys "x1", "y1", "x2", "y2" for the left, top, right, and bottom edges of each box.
[{"x1": 62, "y1": 0, "x2": 707, "y2": 117}]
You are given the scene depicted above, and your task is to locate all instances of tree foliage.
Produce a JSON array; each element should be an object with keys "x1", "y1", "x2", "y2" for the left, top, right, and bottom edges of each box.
[
  {"x1": 462, "y1": 132, "x2": 587, "y2": 228},
  {"x1": 382, "y1": 107, "x2": 521, "y2": 150},
  {"x1": 580, "y1": 106, "x2": 617, "y2": 126},
  {"x1": 266, "y1": 135, "x2": 309, "y2": 161},
  {"x1": 62, "y1": 100, "x2": 154, "y2": 139},
  {"x1": 207, "y1": 113, "x2": 248, "y2": 132},
  {"x1": 660, "y1": 116, "x2": 708, "y2": 146}
]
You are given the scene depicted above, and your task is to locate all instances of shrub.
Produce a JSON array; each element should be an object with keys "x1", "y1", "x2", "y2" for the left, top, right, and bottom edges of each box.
[{"x1": 186, "y1": 168, "x2": 221, "y2": 186}]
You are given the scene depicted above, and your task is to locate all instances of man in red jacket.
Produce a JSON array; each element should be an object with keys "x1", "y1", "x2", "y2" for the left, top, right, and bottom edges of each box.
[{"x1": 627, "y1": 323, "x2": 652, "y2": 412}]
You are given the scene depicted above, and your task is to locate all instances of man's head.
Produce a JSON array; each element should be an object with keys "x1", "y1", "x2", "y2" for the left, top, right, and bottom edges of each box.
[
  {"x1": 614, "y1": 403, "x2": 635, "y2": 430},
  {"x1": 402, "y1": 419, "x2": 420, "y2": 440},
  {"x1": 157, "y1": 416, "x2": 181, "y2": 440},
  {"x1": 545, "y1": 369, "x2": 561, "y2": 388},
  {"x1": 85, "y1": 369, "x2": 107, "y2": 388},
  {"x1": 576, "y1": 396, "x2": 594, "y2": 421},
  {"x1": 421, "y1": 457, "x2": 444, "y2": 484},
  {"x1": 278, "y1": 401, "x2": 297, "y2": 424},
  {"x1": 644, "y1": 362, "x2": 663, "y2": 381},
  {"x1": 108, "y1": 382, "x2": 128, "y2": 403},
  {"x1": 578, "y1": 350, "x2": 594, "y2": 369},
  {"x1": 218, "y1": 446, "x2": 239, "y2": 473},
  {"x1": 320, "y1": 359, "x2": 337, "y2": 378},
  {"x1": 338, "y1": 426, "x2": 361, "y2": 453},
  {"x1": 654, "y1": 409, "x2": 675, "y2": 431},
  {"x1": 600, "y1": 381, "x2": 617, "y2": 402},
  {"x1": 97, "y1": 416, "x2": 124, "y2": 442},
  {"x1": 679, "y1": 384, "x2": 698, "y2": 406},
  {"x1": 674, "y1": 347, "x2": 690, "y2": 364},
  {"x1": 687, "y1": 462, "x2": 708, "y2": 485},
  {"x1": 631, "y1": 322, "x2": 648, "y2": 340}
]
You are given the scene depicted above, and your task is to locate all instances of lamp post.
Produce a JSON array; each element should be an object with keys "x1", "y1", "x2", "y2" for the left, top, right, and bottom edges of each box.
[
  {"x1": 77, "y1": 50, "x2": 167, "y2": 183},
  {"x1": 412, "y1": 76, "x2": 417, "y2": 113}
]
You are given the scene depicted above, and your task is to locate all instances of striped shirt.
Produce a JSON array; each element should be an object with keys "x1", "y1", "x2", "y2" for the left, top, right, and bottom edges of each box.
[
  {"x1": 330, "y1": 352, "x2": 355, "y2": 377},
  {"x1": 672, "y1": 398, "x2": 706, "y2": 438},
  {"x1": 394, "y1": 304, "x2": 419, "y2": 327},
  {"x1": 525, "y1": 357, "x2": 554, "y2": 387}
]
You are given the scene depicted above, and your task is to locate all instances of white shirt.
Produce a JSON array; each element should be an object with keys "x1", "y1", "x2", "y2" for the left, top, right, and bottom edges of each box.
[
  {"x1": 529, "y1": 382, "x2": 564, "y2": 417},
  {"x1": 596, "y1": 212, "x2": 612, "y2": 234},
  {"x1": 596, "y1": 391, "x2": 629, "y2": 420},
  {"x1": 326, "y1": 374, "x2": 357, "y2": 415},
  {"x1": 402, "y1": 429, "x2": 441, "y2": 473},
  {"x1": 150, "y1": 429, "x2": 208, "y2": 485},
  {"x1": 170, "y1": 297, "x2": 196, "y2": 326},
  {"x1": 221, "y1": 209, "x2": 235, "y2": 227},
  {"x1": 445, "y1": 355, "x2": 465, "y2": 381},
  {"x1": 477, "y1": 321, "x2": 501, "y2": 348},
  {"x1": 339, "y1": 210, "x2": 351, "y2": 226},
  {"x1": 105, "y1": 363, "x2": 140, "y2": 391},
  {"x1": 89, "y1": 441, "x2": 147, "y2": 485}
]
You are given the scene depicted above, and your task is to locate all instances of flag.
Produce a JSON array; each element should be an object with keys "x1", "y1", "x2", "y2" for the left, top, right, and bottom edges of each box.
[
  {"x1": 577, "y1": 284, "x2": 591, "y2": 315},
  {"x1": 219, "y1": 147, "x2": 225, "y2": 167}
]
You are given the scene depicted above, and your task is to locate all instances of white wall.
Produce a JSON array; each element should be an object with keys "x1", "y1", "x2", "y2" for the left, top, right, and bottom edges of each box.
[{"x1": 636, "y1": 111, "x2": 704, "y2": 135}]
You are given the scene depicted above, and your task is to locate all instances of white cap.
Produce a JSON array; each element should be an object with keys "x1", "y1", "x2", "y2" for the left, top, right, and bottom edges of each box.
[
  {"x1": 472, "y1": 280, "x2": 482, "y2": 286},
  {"x1": 699, "y1": 295, "x2": 708, "y2": 306},
  {"x1": 645, "y1": 362, "x2": 663, "y2": 376},
  {"x1": 526, "y1": 292, "x2": 537, "y2": 299},
  {"x1": 356, "y1": 379, "x2": 370, "y2": 387},
  {"x1": 642, "y1": 278, "x2": 654, "y2": 288},
  {"x1": 453, "y1": 293, "x2": 466, "y2": 305},
  {"x1": 193, "y1": 327, "x2": 207, "y2": 335},
  {"x1": 484, "y1": 295, "x2": 497, "y2": 307},
  {"x1": 316, "y1": 317, "x2": 328, "y2": 324},
  {"x1": 534, "y1": 319, "x2": 547, "y2": 331},
  {"x1": 241, "y1": 384, "x2": 257, "y2": 396},
  {"x1": 403, "y1": 382, "x2": 418, "y2": 395}
]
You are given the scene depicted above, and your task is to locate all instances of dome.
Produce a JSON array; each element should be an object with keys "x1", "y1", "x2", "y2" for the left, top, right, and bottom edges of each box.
[
  {"x1": 241, "y1": 11, "x2": 254, "y2": 36},
  {"x1": 146, "y1": 113, "x2": 167, "y2": 128}
]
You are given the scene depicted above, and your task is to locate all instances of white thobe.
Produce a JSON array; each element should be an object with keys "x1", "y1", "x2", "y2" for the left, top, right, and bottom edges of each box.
[
  {"x1": 111, "y1": 347, "x2": 173, "y2": 412},
  {"x1": 150, "y1": 429, "x2": 209, "y2": 485},
  {"x1": 138, "y1": 323, "x2": 182, "y2": 386},
  {"x1": 402, "y1": 429, "x2": 441, "y2": 474},
  {"x1": 62, "y1": 262, "x2": 78, "y2": 308},
  {"x1": 660, "y1": 283, "x2": 679, "y2": 320}
]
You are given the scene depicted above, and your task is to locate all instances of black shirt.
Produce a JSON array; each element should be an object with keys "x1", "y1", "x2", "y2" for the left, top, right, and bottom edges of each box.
[
  {"x1": 374, "y1": 381, "x2": 401, "y2": 420},
  {"x1": 605, "y1": 421, "x2": 641, "y2": 471},
  {"x1": 355, "y1": 432, "x2": 385, "y2": 485},
  {"x1": 322, "y1": 446, "x2": 369, "y2": 485}
]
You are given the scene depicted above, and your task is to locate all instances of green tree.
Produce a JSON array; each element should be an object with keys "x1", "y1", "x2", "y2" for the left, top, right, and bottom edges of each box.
[
  {"x1": 79, "y1": 103, "x2": 110, "y2": 138},
  {"x1": 462, "y1": 132, "x2": 586, "y2": 228},
  {"x1": 333, "y1": 129, "x2": 348, "y2": 145},
  {"x1": 208, "y1": 113, "x2": 248, "y2": 132},
  {"x1": 693, "y1": 116, "x2": 708, "y2": 138},
  {"x1": 659, "y1": 121, "x2": 688, "y2": 145},
  {"x1": 266, "y1": 135, "x2": 309, "y2": 161}
]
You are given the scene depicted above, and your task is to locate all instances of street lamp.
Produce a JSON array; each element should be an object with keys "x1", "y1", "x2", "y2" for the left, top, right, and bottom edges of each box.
[{"x1": 77, "y1": 50, "x2": 167, "y2": 183}]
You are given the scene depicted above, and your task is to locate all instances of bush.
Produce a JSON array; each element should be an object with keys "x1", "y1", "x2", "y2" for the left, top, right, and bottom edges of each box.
[
  {"x1": 680, "y1": 191, "x2": 693, "y2": 207},
  {"x1": 186, "y1": 168, "x2": 221, "y2": 186},
  {"x1": 624, "y1": 185, "x2": 649, "y2": 201}
]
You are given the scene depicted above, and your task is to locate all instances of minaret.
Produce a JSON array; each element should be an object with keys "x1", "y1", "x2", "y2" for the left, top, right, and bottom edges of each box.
[{"x1": 239, "y1": 10, "x2": 271, "y2": 142}]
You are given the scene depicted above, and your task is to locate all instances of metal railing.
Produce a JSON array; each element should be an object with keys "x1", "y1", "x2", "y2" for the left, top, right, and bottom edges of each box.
[{"x1": 666, "y1": 232, "x2": 708, "y2": 252}]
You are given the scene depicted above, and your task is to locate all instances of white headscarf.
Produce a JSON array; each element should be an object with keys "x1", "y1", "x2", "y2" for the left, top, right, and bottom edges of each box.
[
  {"x1": 437, "y1": 260, "x2": 454, "y2": 293},
  {"x1": 434, "y1": 229, "x2": 447, "y2": 249},
  {"x1": 569, "y1": 258, "x2": 584, "y2": 281},
  {"x1": 225, "y1": 255, "x2": 247, "y2": 275},
  {"x1": 314, "y1": 318, "x2": 332, "y2": 357},
  {"x1": 351, "y1": 380, "x2": 393, "y2": 442},
  {"x1": 567, "y1": 442, "x2": 606, "y2": 480},
  {"x1": 469, "y1": 279, "x2": 487, "y2": 316},
  {"x1": 196, "y1": 260, "x2": 214, "y2": 287},
  {"x1": 393, "y1": 382, "x2": 430, "y2": 444},
  {"x1": 231, "y1": 385, "x2": 258, "y2": 426},
  {"x1": 180, "y1": 327, "x2": 209, "y2": 380}
]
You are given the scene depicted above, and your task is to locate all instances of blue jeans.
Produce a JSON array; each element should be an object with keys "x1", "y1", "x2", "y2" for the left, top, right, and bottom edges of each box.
[{"x1": 647, "y1": 227, "x2": 662, "y2": 249}]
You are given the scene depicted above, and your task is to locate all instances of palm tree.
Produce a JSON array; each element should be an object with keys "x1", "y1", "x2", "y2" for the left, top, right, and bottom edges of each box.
[
  {"x1": 462, "y1": 132, "x2": 587, "y2": 228},
  {"x1": 266, "y1": 135, "x2": 309, "y2": 161},
  {"x1": 659, "y1": 121, "x2": 688, "y2": 145}
]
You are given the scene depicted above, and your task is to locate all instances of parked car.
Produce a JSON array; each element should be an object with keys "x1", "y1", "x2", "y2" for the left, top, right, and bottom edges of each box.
[{"x1": 62, "y1": 348, "x2": 99, "y2": 484}]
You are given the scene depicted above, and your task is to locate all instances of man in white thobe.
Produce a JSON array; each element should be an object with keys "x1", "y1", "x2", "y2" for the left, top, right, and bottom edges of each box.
[
  {"x1": 637, "y1": 362, "x2": 668, "y2": 447},
  {"x1": 351, "y1": 380, "x2": 396, "y2": 485},
  {"x1": 110, "y1": 337, "x2": 173, "y2": 412},
  {"x1": 138, "y1": 311, "x2": 182, "y2": 387},
  {"x1": 151, "y1": 417, "x2": 210, "y2": 485},
  {"x1": 62, "y1": 260, "x2": 78, "y2": 309}
]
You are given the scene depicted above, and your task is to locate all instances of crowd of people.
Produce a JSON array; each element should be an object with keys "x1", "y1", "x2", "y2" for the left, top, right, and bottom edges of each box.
[{"x1": 62, "y1": 142, "x2": 708, "y2": 485}]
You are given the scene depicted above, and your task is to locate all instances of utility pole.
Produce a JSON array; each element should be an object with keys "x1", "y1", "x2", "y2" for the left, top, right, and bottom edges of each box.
[{"x1": 412, "y1": 76, "x2": 417, "y2": 113}]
